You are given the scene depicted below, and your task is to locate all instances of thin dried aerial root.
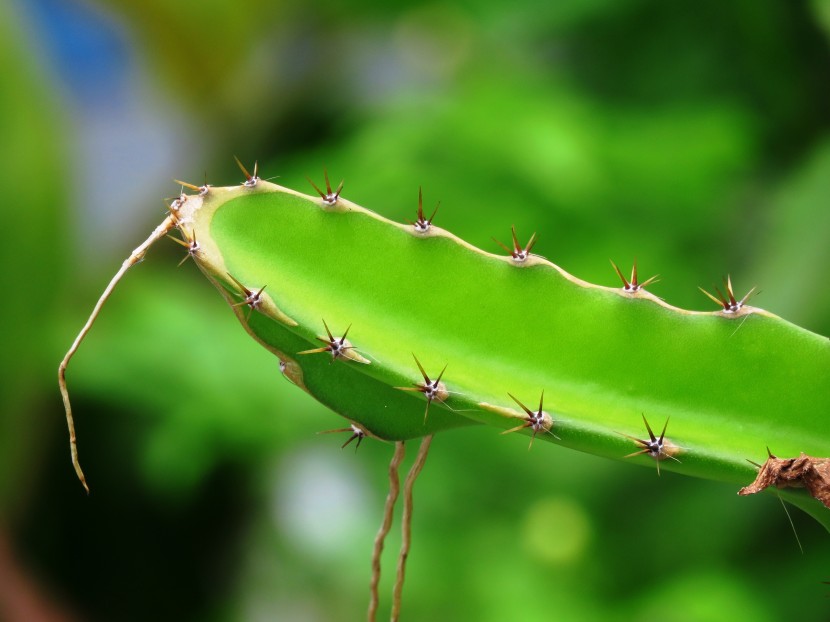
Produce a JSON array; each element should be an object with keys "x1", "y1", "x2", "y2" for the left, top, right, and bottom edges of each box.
[
  {"x1": 619, "y1": 414, "x2": 681, "y2": 476},
  {"x1": 391, "y1": 435, "x2": 433, "y2": 622},
  {"x1": 395, "y1": 354, "x2": 448, "y2": 423},
  {"x1": 493, "y1": 225, "x2": 537, "y2": 263},
  {"x1": 368, "y1": 441, "x2": 406, "y2": 622},
  {"x1": 739, "y1": 449, "x2": 830, "y2": 509},
  {"x1": 501, "y1": 391, "x2": 558, "y2": 449},
  {"x1": 58, "y1": 214, "x2": 179, "y2": 493},
  {"x1": 307, "y1": 168, "x2": 343, "y2": 206},
  {"x1": 406, "y1": 187, "x2": 440, "y2": 233},
  {"x1": 610, "y1": 258, "x2": 658, "y2": 293},
  {"x1": 298, "y1": 319, "x2": 370, "y2": 364},
  {"x1": 699, "y1": 275, "x2": 756, "y2": 314},
  {"x1": 318, "y1": 423, "x2": 368, "y2": 451}
]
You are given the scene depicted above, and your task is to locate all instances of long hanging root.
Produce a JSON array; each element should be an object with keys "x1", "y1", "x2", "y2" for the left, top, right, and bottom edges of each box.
[
  {"x1": 368, "y1": 441, "x2": 406, "y2": 622},
  {"x1": 57, "y1": 215, "x2": 178, "y2": 493},
  {"x1": 390, "y1": 435, "x2": 434, "y2": 622}
]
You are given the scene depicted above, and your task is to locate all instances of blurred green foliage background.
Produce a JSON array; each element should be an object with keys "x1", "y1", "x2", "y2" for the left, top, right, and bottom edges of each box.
[{"x1": 2, "y1": 0, "x2": 829, "y2": 620}]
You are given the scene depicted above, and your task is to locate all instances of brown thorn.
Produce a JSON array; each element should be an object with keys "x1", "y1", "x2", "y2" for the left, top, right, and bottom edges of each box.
[
  {"x1": 528, "y1": 427, "x2": 540, "y2": 450},
  {"x1": 492, "y1": 236, "x2": 513, "y2": 255},
  {"x1": 501, "y1": 422, "x2": 532, "y2": 435},
  {"x1": 619, "y1": 415, "x2": 671, "y2": 468},
  {"x1": 412, "y1": 354, "x2": 430, "y2": 384},
  {"x1": 510, "y1": 225, "x2": 520, "y2": 251},
  {"x1": 435, "y1": 363, "x2": 448, "y2": 384},
  {"x1": 227, "y1": 275, "x2": 265, "y2": 321},
  {"x1": 234, "y1": 155, "x2": 251, "y2": 180},
  {"x1": 324, "y1": 168, "x2": 333, "y2": 195},
  {"x1": 502, "y1": 389, "x2": 554, "y2": 448},
  {"x1": 233, "y1": 156, "x2": 258, "y2": 186},
  {"x1": 641, "y1": 413, "x2": 658, "y2": 443},
  {"x1": 227, "y1": 273, "x2": 253, "y2": 299},
  {"x1": 658, "y1": 416, "x2": 669, "y2": 444},
  {"x1": 173, "y1": 179, "x2": 202, "y2": 193},
  {"x1": 343, "y1": 431, "x2": 363, "y2": 450},
  {"x1": 410, "y1": 187, "x2": 440, "y2": 230},
  {"x1": 168, "y1": 231, "x2": 199, "y2": 267},
  {"x1": 167, "y1": 234, "x2": 191, "y2": 250},
  {"x1": 631, "y1": 260, "x2": 657, "y2": 289},
  {"x1": 306, "y1": 175, "x2": 326, "y2": 199},
  {"x1": 702, "y1": 276, "x2": 755, "y2": 311},
  {"x1": 321, "y1": 318, "x2": 335, "y2": 342},
  {"x1": 428, "y1": 201, "x2": 440, "y2": 223},
  {"x1": 297, "y1": 346, "x2": 330, "y2": 355},
  {"x1": 169, "y1": 237, "x2": 193, "y2": 266},
  {"x1": 612, "y1": 258, "x2": 659, "y2": 291},
  {"x1": 725, "y1": 275, "x2": 737, "y2": 305},
  {"x1": 525, "y1": 231, "x2": 538, "y2": 254},
  {"x1": 739, "y1": 286, "x2": 757, "y2": 307},
  {"x1": 610, "y1": 260, "x2": 630, "y2": 288},
  {"x1": 498, "y1": 226, "x2": 536, "y2": 260},
  {"x1": 699, "y1": 286, "x2": 726, "y2": 309},
  {"x1": 307, "y1": 168, "x2": 343, "y2": 204},
  {"x1": 319, "y1": 424, "x2": 366, "y2": 451},
  {"x1": 639, "y1": 274, "x2": 660, "y2": 288},
  {"x1": 508, "y1": 392, "x2": 534, "y2": 418},
  {"x1": 302, "y1": 320, "x2": 353, "y2": 361},
  {"x1": 318, "y1": 426, "x2": 353, "y2": 436}
]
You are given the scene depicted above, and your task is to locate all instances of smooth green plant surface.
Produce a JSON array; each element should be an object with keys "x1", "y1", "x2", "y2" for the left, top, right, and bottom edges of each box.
[{"x1": 163, "y1": 175, "x2": 830, "y2": 529}]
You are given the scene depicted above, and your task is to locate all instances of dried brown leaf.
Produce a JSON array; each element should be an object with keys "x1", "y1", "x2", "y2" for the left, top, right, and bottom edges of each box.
[{"x1": 738, "y1": 452, "x2": 830, "y2": 509}]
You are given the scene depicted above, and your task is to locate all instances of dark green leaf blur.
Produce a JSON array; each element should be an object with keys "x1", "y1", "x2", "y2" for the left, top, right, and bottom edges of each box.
[{"x1": 2, "y1": 0, "x2": 829, "y2": 620}]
